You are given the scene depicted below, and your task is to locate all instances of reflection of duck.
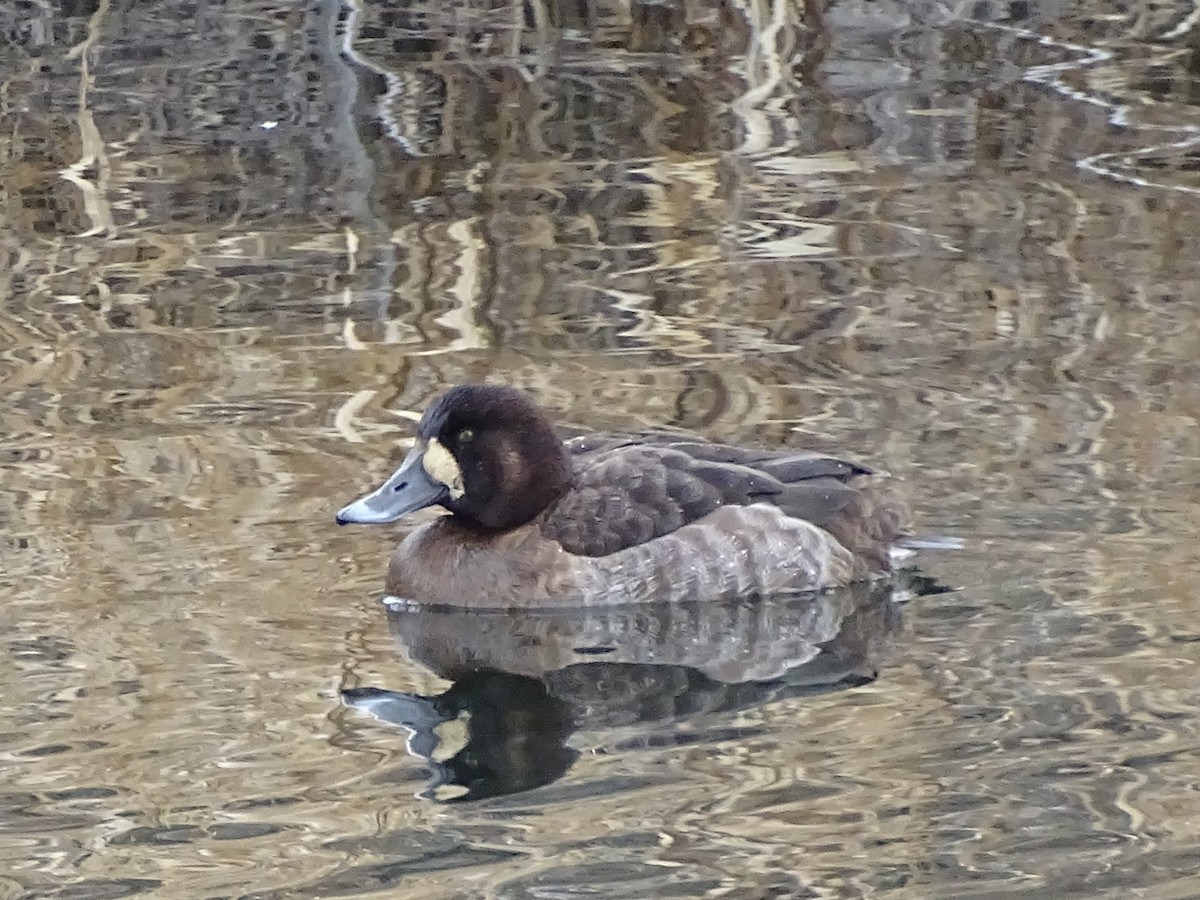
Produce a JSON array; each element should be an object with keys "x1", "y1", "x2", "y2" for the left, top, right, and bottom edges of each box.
[
  {"x1": 344, "y1": 579, "x2": 938, "y2": 801},
  {"x1": 337, "y1": 384, "x2": 927, "y2": 608}
]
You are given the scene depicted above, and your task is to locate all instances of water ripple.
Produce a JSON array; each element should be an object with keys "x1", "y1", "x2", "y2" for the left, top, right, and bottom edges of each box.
[{"x1": 4, "y1": 0, "x2": 1200, "y2": 897}]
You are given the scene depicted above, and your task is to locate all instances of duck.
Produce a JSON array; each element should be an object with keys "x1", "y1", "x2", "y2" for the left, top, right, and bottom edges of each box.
[{"x1": 336, "y1": 384, "x2": 915, "y2": 608}]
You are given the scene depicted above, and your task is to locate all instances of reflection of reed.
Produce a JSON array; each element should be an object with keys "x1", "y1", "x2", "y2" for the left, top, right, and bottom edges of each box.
[
  {"x1": 3, "y1": 2, "x2": 1200, "y2": 897},
  {"x1": 2, "y1": 0, "x2": 1197, "y2": 577}
]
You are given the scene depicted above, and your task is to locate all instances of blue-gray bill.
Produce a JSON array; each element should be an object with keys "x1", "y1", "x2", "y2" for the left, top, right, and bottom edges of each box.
[{"x1": 336, "y1": 448, "x2": 447, "y2": 526}]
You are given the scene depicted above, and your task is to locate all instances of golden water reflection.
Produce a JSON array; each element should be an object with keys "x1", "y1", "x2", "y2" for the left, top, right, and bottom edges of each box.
[{"x1": 3, "y1": 0, "x2": 1200, "y2": 897}]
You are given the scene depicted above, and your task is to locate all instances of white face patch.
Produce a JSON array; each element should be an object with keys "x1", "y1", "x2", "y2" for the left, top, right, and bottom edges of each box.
[{"x1": 422, "y1": 438, "x2": 465, "y2": 499}]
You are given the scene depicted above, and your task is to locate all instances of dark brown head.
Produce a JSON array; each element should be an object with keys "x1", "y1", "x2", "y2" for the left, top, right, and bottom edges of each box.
[{"x1": 336, "y1": 384, "x2": 572, "y2": 531}]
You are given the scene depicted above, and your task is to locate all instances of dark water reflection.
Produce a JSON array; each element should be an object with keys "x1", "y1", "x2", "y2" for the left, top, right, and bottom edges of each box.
[
  {"x1": 4, "y1": 0, "x2": 1200, "y2": 897},
  {"x1": 346, "y1": 581, "x2": 908, "y2": 802}
]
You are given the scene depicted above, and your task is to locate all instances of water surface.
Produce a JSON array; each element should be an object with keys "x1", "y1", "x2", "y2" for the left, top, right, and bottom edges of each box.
[{"x1": 3, "y1": 0, "x2": 1200, "y2": 897}]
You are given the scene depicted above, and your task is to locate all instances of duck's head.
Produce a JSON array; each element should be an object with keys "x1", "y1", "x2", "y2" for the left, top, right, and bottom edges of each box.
[{"x1": 336, "y1": 384, "x2": 571, "y2": 531}]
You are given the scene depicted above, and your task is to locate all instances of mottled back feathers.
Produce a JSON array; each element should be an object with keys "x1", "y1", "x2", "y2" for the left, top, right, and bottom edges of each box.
[{"x1": 542, "y1": 433, "x2": 905, "y2": 567}]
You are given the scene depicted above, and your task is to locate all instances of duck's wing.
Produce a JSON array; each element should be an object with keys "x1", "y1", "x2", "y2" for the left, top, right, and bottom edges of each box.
[
  {"x1": 542, "y1": 442, "x2": 897, "y2": 559},
  {"x1": 562, "y1": 431, "x2": 703, "y2": 456},
  {"x1": 566, "y1": 432, "x2": 875, "y2": 471}
]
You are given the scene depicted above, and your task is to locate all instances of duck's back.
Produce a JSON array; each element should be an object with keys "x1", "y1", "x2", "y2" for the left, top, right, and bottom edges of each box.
[{"x1": 543, "y1": 434, "x2": 910, "y2": 573}]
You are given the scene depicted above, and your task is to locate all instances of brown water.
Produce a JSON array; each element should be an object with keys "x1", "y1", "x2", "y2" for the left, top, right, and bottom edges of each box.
[{"x1": 3, "y1": 0, "x2": 1200, "y2": 897}]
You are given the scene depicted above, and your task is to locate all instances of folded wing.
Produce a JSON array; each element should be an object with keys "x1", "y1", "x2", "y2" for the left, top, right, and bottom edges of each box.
[{"x1": 545, "y1": 437, "x2": 906, "y2": 567}]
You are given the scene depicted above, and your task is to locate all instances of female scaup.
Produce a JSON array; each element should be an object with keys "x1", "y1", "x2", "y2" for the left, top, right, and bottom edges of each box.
[{"x1": 337, "y1": 384, "x2": 914, "y2": 608}]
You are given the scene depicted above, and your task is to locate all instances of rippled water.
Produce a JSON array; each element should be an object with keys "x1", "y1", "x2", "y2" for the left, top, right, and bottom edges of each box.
[{"x1": 4, "y1": 0, "x2": 1200, "y2": 897}]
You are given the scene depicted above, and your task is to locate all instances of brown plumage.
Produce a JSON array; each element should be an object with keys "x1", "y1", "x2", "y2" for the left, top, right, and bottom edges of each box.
[
  {"x1": 336, "y1": 385, "x2": 915, "y2": 609},
  {"x1": 547, "y1": 433, "x2": 907, "y2": 561}
]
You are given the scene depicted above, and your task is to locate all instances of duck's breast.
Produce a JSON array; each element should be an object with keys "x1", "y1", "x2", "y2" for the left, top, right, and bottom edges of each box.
[{"x1": 385, "y1": 518, "x2": 581, "y2": 607}]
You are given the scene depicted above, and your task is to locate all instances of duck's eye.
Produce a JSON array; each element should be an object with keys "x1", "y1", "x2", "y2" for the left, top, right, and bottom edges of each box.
[{"x1": 457, "y1": 428, "x2": 474, "y2": 445}]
